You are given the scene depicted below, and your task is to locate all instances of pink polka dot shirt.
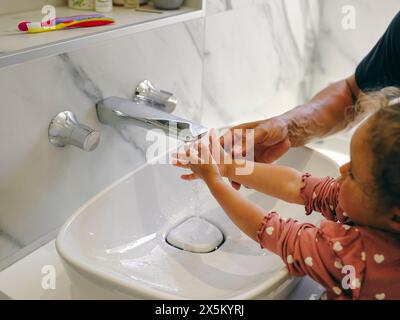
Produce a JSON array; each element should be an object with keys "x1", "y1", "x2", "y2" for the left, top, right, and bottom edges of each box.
[{"x1": 257, "y1": 174, "x2": 400, "y2": 300}]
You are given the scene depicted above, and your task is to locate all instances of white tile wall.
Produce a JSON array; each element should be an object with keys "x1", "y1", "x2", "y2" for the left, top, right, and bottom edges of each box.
[{"x1": 0, "y1": 1, "x2": 320, "y2": 269}]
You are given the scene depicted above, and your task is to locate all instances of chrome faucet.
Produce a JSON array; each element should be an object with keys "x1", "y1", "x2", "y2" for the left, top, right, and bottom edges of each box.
[
  {"x1": 48, "y1": 111, "x2": 100, "y2": 152},
  {"x1": 96, "y1": 80, "x2": 208, "y2": 142}
]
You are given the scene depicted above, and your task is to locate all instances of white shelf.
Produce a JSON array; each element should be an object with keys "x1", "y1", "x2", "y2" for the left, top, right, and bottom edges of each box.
[{"x1": 0, "y1": 1, "x2": 204, "y2": 69}]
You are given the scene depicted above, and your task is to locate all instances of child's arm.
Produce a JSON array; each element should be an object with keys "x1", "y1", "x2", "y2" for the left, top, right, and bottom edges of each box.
[
  {"x1": 205, "y1": 179, "x2": 360, "y2": 300},
  {"x1": 177, "y1": 130, "x2": 305, "y2": 205},
  {"x1": 206, "y1": 178, "x2": 267, "y2": 242},
  {"x1": 225, "y1": 159, "x2": 347, "y2": 222},
  {"x1": 174, "y1": 130, "x2": 343, "y2": 221},
  {"x1": 225, "y1": 161, "x2": 304, "y2": 205}
]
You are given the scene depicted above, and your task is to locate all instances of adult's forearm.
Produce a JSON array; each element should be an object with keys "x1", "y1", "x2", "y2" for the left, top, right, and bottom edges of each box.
[{"x1": 281, "y1": 75, "x2": 361, "y2": 147}]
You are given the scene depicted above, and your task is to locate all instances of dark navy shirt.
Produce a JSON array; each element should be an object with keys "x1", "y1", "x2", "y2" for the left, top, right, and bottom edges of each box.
[{"x1": 355, "y1": 12, "x2": 400, "y2": 91}]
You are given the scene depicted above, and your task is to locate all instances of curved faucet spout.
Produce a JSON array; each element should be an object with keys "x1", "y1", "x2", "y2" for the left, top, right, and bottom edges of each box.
[{"x1": 96, "y1": 96, "x2": 208, "y2": 142}]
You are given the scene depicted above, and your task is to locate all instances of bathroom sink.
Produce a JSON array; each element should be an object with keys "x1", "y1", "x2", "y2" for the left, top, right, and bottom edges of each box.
[{"x1": 56, "y1": 147, "x2": 338, "y2": 299}]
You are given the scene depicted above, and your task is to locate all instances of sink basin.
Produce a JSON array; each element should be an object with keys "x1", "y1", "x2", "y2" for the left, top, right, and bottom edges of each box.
[{"x1": 56, "y1": 147, "x2": 338, "y2": 299}]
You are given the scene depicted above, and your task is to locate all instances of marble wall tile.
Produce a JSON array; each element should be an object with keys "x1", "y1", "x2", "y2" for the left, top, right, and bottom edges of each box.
[
  {"x1": 312, "y1": 0, "x2": 400, "y2": 94},
  {"x1": 202, "y1": 0, "x2": 319, "y2": 128},
  {"x1": 311, "y1": 0, "x2": 400, "y2": 141},
  {"x1": 0, "y1": 18, "x2": 204, "y2": 267}
]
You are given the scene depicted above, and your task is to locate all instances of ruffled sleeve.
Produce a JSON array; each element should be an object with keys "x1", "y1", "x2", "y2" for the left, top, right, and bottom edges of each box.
[
  {"x1": 257, "y1": 213, "x2": 366, "y2": 300},
  {"x1": 300, "y1": 173, "x2": 348, "y2": 223}
]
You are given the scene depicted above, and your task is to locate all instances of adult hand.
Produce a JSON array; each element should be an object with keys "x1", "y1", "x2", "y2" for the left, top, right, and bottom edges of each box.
[{"x1": 221, "y1": 116, "x2": 291, "y2": 190}]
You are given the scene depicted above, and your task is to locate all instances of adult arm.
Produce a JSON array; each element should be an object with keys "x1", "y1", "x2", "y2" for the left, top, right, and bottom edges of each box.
[
  {"x1": 226, "y1": 75, "x2": 360, "y2": 164},
  {"x1": 226, "y1": 12, "x2": 400, "y2": 164}
]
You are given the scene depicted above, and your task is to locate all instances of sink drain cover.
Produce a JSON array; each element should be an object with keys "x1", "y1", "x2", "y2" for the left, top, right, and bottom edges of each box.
[{"x1": 166, "y1": 217, "x2": 224, "y2": 253}]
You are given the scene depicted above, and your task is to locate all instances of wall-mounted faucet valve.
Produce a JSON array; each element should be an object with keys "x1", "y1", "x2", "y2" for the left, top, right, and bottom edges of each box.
[
  {"x1": 48, "y1": 111, "x2": 100, "y2": 152},
  {"x1": 134, "y1": 80, "x2": 177, "y2": 113}
]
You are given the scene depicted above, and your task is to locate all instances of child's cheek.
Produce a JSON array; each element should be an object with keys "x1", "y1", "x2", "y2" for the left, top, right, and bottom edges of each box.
[
  {"x1": 339, "y1": 181, "x2": 367, "y2": 220},
  {"x1": 338, "y1": 181, "x2": 353, "y2": 213},
  {"x1": 338, "y1": 188, "x2": 347, "y2": 210}
]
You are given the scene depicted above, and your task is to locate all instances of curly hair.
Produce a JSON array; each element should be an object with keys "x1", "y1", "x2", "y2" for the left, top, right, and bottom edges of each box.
[{"x1": 355, "y1": 87, "x2": 400, "y2": 211}]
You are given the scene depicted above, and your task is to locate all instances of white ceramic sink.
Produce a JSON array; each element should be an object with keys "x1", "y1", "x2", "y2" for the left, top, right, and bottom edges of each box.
[{"x1": 56, "y1": 147, "x2": 338, "y2": 299}]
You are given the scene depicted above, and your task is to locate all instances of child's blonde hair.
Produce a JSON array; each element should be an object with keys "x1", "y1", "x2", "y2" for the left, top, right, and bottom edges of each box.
[{"x1": 355, "y1": 87, "x2": 400, "y2": 211}]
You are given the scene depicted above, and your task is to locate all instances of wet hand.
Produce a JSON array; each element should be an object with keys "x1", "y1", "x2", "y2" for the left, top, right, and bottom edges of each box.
[{"x1": 172, "y1": 129, "x2": 230, "y2": 183}]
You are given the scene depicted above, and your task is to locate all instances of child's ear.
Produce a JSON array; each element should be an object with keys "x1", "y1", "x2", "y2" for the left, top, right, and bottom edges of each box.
[{"x1": 389, "y1": 208, "x2": 400, "y2": 233}]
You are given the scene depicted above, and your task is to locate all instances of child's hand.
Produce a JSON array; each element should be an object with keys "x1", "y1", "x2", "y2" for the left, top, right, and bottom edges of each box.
[{"x1": 173, "y1": 129, "x2": 232, "y2": 183}]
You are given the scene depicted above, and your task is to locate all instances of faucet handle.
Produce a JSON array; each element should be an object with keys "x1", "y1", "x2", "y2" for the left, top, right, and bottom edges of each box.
[
  {"x1": 48, "y1": 111, "x2": 100, "y2": 152},
  {"x1": 134, "y1": 80, "x2": 178, "y2": 113}
]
